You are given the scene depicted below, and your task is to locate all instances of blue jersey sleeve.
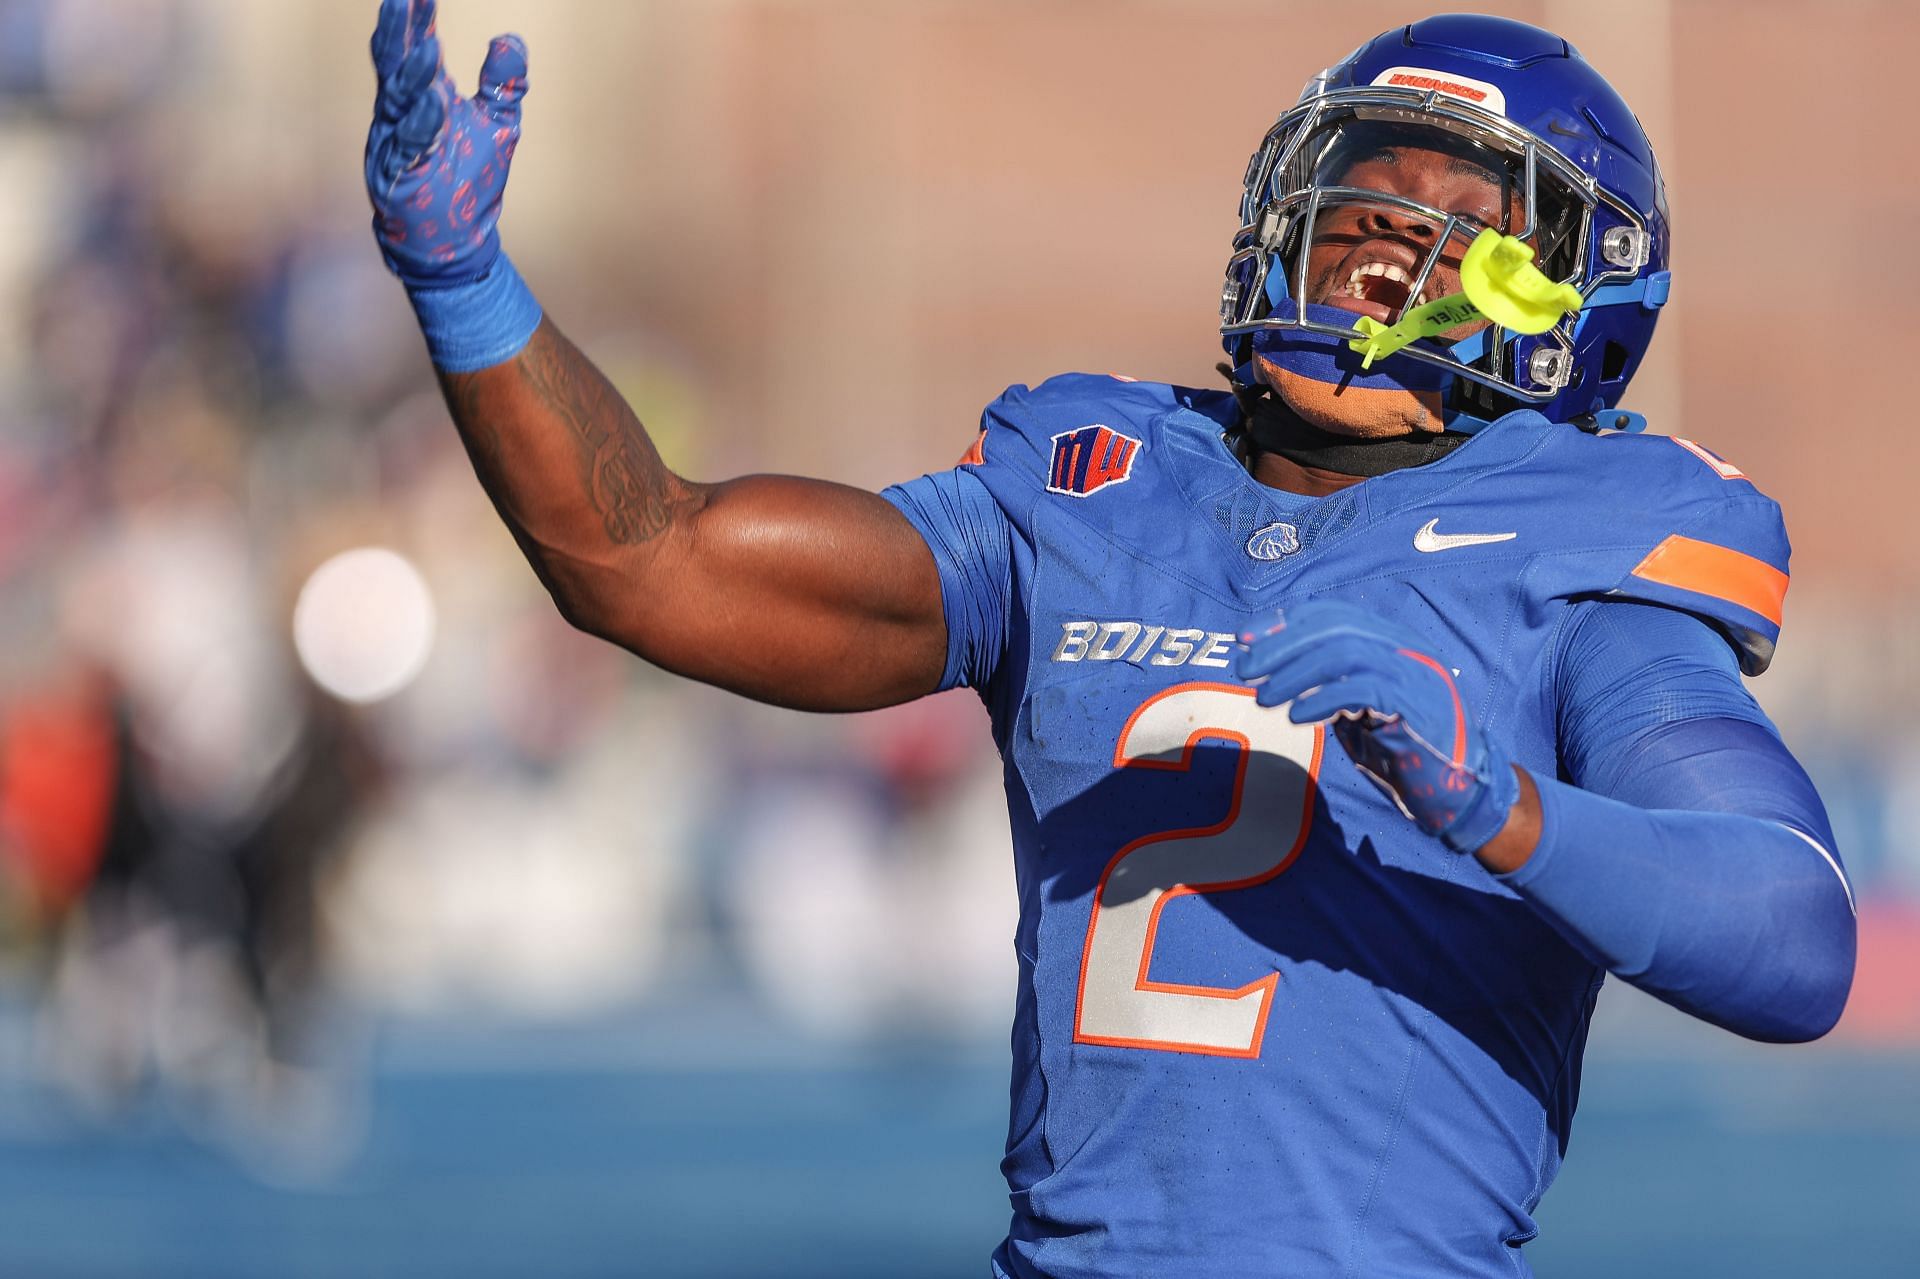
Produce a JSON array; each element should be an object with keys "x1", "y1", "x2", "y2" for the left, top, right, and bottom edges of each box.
[
  {"x1": 1597, "y1": 438, "x2": 1791, "y2": 675},
  {"x1": 877, "y1": 373, "x2": 1182, "y2": 696},
  {"x1": 881, "y1": 465, "x2": 1012, "y2": 694},
  {"x1": 1498, "y1": 598, "x2": 1856, "y2": 1042}
]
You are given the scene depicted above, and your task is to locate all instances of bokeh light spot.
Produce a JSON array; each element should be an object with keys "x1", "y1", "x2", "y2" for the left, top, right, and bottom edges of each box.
[{"x1": 293, "y1": 548, "x2": 436, "y2": 704}]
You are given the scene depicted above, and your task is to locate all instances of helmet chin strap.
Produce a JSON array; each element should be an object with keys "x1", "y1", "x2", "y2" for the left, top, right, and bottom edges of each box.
[
  {"x1": 1249, "y1": 304, "x2": 1457, "y2": 394},
  {"x1": 1242, "y1": 303, "x2": 1498, "y2": 437}
]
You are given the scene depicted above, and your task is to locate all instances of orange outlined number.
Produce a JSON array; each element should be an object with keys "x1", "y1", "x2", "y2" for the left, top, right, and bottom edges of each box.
[{"x1": 1073, "y1": 683, "x2": 1322, "y2": 1058}]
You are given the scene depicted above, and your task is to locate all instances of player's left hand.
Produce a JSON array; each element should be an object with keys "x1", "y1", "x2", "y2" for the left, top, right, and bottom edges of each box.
[{"x1": 1235, "y1": 600, "x2": 1520, "y2": 854}]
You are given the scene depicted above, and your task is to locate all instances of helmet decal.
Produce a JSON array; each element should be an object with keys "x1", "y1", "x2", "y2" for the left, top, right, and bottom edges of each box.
[{"x1": 1367, "y1": 67, "x2": 1507, "y2": 116}]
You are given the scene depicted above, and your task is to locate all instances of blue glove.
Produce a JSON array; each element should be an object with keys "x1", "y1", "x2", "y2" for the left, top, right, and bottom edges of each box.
[
  {"x1": 366, "y1": 0, "x2": 542, "y2": 370},
  {"x1": 367, "y1": 0, "x2": 526, "y2": 286},
  {"x1": 1234, "y1": 600, "x2": 1521, "y2": 854}
]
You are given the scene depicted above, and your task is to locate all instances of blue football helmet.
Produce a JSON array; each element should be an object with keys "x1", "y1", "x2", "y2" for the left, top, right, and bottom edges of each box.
[{"x1": 1219, "y1": 14, "x2": 1671, "y2": 428}]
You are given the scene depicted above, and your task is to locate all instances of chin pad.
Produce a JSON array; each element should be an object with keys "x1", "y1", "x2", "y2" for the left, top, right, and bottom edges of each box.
[{"x1": 1249, "y1": 303, "x2": 1457, "y2": 396}]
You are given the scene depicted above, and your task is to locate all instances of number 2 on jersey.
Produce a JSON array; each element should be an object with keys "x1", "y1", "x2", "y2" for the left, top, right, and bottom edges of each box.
[{"x1": 1073, "y1": 682, "x2": 1322, "y2": 1058}]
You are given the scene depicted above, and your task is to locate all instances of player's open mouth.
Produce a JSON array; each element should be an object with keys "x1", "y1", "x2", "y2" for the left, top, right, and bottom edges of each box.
[
  {"x1": 1348, "y1": 261, "x2": 1429, "y2": 312},
  {"x1": 1322, "y1": 259, "x2": 1430, "y2": 324},
  {"x1": 1314, "y1": 239, "x2": 1453, "y2": 325}
]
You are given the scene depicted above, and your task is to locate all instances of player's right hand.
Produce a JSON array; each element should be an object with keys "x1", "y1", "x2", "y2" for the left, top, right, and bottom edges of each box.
[{"x1": 366, "y1": 0, "x2": 529, "y2": 289}]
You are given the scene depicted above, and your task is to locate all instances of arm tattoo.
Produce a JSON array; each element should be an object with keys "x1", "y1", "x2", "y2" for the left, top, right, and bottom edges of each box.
[{"x1": 448, "y1": 325, "x2": 693, "y2": 547}]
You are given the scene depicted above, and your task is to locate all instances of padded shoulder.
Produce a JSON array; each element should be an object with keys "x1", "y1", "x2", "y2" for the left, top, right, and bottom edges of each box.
[
  {"x1": 964, "y1": 373, "x2": 1175, "y2": 483},
  {"x1": 1540, "y1": 429, "x2": 1790, "y2": 675},
  {"x1": 962, "y1": 372, "x2": 1236, "y2": 505}
]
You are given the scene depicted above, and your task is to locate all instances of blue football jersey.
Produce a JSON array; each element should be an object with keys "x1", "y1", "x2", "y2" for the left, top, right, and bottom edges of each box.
[{"x1": 882, "y1": 374, "x2": 1790, "y2": 1279}]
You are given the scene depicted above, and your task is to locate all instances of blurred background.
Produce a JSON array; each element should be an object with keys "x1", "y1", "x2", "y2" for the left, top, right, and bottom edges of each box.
[{"x1": 0, "y1": 0, "x2": 1915, "y2": 1275}]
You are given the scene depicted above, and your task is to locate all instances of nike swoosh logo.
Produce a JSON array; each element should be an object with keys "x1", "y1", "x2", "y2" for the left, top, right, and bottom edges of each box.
[{"x1": 1413, "y1": 519, "x2": 1518, "y2": 553}]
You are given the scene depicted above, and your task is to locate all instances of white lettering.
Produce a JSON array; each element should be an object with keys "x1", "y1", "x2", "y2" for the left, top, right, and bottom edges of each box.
[
  {"x1": 1191, "y1": 633, "x2": 1237, "y2": 669},
  {"x1": 1152, "y1": 628, "x2": 1204, "y2": 666},
  {"x1": 1129, "y1": 625, "x2": 1166, "y2": 662},
  {"x1": 1052, "y1": 620, "x2": 1096, "y2": 662},
  {"x1": 1050, "y1": 620, "x2": 1241, "y2": 671},
  {"x1": 1090, "y1": 621, "x2": 1143, "y2": 660}
]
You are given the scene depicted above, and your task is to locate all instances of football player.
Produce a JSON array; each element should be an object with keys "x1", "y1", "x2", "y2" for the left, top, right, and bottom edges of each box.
[{"x1": 366, "y1": 5, "x2": 1855, "y2": 1275}]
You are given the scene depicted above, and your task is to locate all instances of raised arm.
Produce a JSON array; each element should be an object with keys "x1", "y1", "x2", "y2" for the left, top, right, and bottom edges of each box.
[
  {"x1": 439, "y1": 321, "x2": 946, "y2": 709},
  {"x1": 366, "y1": 1, "x2": 945, "y2": 711}
]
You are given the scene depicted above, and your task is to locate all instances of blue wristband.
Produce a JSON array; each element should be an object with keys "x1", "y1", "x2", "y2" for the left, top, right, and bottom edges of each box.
[{"x1": 405, "y1": 253, "x2": 544, "y2": 373}]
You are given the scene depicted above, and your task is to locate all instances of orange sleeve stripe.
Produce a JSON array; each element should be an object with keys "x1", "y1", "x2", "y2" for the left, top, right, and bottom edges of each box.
[{"x1": 1630, "y1": 534, "x2": 1787, "y2": 626}]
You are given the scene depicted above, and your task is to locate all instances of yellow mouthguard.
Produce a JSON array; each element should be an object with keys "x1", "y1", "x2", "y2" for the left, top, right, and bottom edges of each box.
[{"x1": 1346, "y1": 228, "x2": 1583, "y2": 370}]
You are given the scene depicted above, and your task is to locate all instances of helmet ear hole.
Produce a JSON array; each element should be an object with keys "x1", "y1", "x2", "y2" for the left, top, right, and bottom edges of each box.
[{"x1": 1602, "y1": 341, "x2": 1631, "y2": 383}]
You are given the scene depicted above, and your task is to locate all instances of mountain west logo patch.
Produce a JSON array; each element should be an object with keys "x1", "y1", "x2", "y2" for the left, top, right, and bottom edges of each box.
[{"x1": 1047, "y1": 425, "x2": 1141, "y2": 497}]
